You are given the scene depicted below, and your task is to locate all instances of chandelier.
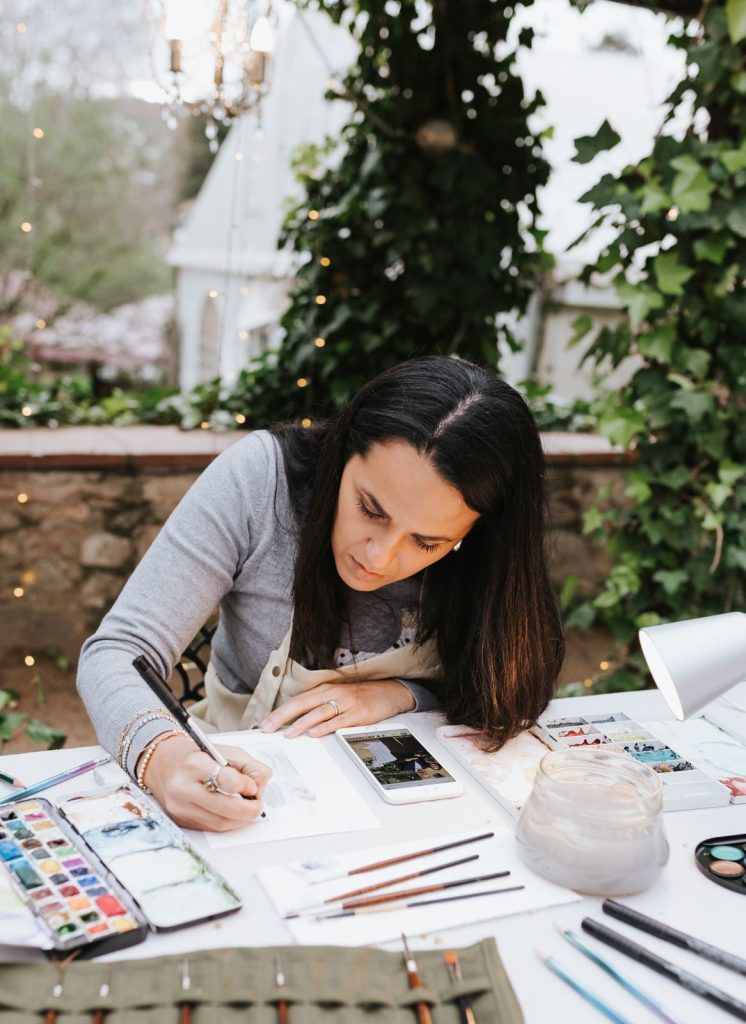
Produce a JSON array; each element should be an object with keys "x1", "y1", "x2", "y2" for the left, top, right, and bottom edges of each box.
[{"x1": 156, "y1": 1, "x2": 276, "y2": 135}]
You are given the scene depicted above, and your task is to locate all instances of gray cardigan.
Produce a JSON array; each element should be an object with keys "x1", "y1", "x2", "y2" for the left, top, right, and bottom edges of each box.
[{"x1": 77, "y1": 431, "x2": 439, "y2": 775}]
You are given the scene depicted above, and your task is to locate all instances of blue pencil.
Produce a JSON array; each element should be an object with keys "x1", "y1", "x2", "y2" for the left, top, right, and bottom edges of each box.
[
  {"x1": 0, "y1": 755, "x2": 111, "y2": 805},
  {"x1": 537, "y1": 950, "x2": 635, "y2": 1024},
  {"x1": 558, "y1": 926, "x2": 682, "y2": 1024}
]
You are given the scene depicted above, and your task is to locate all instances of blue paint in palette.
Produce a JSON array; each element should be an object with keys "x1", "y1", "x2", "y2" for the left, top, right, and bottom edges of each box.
[
  {"x1": 79, "y1": 875, "x2": 100, "y2": 888},
  {"x1": 0, "y1": 839, "x2": 22, "y2": 861}
]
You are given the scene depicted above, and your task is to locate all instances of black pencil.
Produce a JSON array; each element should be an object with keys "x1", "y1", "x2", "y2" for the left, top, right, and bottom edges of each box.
[
  {"x1": 582, "y1": 918, "x2": 746, "y2": 1022},
  {"x1": 603, "y1": 899, "x2": 746, "y2": 978}
]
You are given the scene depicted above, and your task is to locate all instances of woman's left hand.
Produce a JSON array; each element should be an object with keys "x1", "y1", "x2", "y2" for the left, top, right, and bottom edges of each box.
[{"x1": 259, "y1": 680, "x2": 416, "y2": 738}]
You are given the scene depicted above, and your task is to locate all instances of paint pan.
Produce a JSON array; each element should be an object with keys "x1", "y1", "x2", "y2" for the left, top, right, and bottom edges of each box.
[
  {"x1": 531, "y1": 712, "x2": 733, "y2": 810},
  {"x1": 695, "y1": 833, "x2": 746, "y2": 894},
  {"x1": 0, "y1": 798, "x2": 147, "y2": 958},
  {"x1": 58, "y1": 785, "x2": 242, "y2": 930}
]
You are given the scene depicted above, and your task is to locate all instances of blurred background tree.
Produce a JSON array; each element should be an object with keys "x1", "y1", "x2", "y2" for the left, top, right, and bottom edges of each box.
[{"x1": 220, "y1": 0, "x2": 552, "y2": 423}]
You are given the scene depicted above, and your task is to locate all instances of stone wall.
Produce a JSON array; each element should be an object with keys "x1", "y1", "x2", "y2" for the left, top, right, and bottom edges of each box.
[{"x1": 0, "y1": 427, "x2": 630, "y2": 667}]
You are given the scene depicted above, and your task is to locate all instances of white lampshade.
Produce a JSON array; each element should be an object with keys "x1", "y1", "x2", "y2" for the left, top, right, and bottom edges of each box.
[{"x1": 639, "y1": 612, "x2": 746, "y2": 719}]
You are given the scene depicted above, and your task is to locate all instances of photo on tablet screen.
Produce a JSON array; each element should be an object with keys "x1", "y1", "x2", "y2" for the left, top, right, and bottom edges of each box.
[{"x1": 342, "y1": 729, "x2": 454, "y2": 790}]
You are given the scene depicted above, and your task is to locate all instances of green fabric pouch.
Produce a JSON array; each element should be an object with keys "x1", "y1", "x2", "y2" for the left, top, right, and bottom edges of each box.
[{"x1": 0, "y1": 939, "x2": 523, "y2": 1023}]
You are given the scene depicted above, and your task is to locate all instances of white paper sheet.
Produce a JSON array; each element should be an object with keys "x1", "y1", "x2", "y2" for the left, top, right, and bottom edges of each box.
[
  {"x1": 204, "y1": 731, "x2": 382, "y2": 848},
  {"x1": 255, "y1": 829, "x2": 580, "y2": 945}
]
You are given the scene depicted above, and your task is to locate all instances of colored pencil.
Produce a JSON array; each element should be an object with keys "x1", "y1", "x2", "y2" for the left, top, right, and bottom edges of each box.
[
  {"x1": 444, "y1": 950, "x2": 476, "y2": 1024},
  {"x1": 308, "y1": 831, "x2": 495, "y2": 885},
  {"x1": 402, "y1": 934, "x2": 433, "y2": 1024},
  {"x1": 537, "y1": 950, "x2": 635, "y2": 1024},
  {"x1": 313, "y1": 884, "x2": 525, "y2": 920},
  {"x1": 603, "y1": 899, "x2": 746, "y2": 978},
  {"x1": 0, "y1": 769, "x2": 25, "y2": 789},
  {"x1": 0, "y1": 756, "x2": 111, "y2": 805},
  {"x1": 582, "y1": 918, "x2": 746, "y2": 1022},
  {"x1": 286, "y1": 853, "x2": 480, "y2": 917},
  {"x1": 557, "y1": 925, "x2": 681, "y2": 1024}
]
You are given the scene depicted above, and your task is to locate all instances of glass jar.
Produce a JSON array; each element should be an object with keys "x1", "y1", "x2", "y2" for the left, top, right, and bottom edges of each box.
[{"x1": 515, "y1": 747, "x2": 669, "y2": 896}]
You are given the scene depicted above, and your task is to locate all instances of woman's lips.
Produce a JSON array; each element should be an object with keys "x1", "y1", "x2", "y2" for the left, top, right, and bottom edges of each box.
[{"x1": 350, "y1": 555, "x2": 383, "y2": 580}]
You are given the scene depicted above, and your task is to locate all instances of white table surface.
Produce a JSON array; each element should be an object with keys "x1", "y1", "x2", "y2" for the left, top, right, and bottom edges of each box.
[{"x1": 2, "y1": 689, "x2": 745, "y2": 1024}]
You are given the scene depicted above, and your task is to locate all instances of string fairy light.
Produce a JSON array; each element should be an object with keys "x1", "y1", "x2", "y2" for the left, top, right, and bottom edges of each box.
[
  {"x1": 313, "y1": 337, "x2": 325, "y2": 347},
  {"x1": 17, "y1": 493, "x2": 29, "y2": 504},
  {"x1": 24, "y1": 655, "x2": 35, "y2": 667},
  {"x1": 13, "y1": 587, "x2": 25, "y2": 598},
  {"x1": 319, "y1": 256, "x2": 331, "y2": 266},
  {"x1": 20, "y1": 222, "x2": 32, "y2": 233},
  {"x1": 314, "y1": 294, "x2": 326, "y2": 305},
  {"x1": 32, "y1": 127, "x2": 44, "y2": 139}
]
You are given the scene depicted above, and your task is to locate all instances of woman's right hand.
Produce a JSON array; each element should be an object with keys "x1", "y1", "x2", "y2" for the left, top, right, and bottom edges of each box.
[{"x1": 139, "y1": 735, "x2": 271, "y2": 832}]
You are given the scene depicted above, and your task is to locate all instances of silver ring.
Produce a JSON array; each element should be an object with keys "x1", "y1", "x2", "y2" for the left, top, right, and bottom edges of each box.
[
  {"x1": 204, "y1": 765, "x2": 221, "y2": 792},
  {"x1": 324, "y1": 698, "x2": 341, "y2": 718},
  {"x1": 213, "y1": 783, "x2": 236, "y2": 798}
]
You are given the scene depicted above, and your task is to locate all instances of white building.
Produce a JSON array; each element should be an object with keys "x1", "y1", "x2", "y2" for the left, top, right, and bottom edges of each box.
[
  {"x1": 168, "y1": 7, "x2": 354, "y2": 392},
  {"x1": 170, "y1": 0, "x2": 683, "y2": 400}
]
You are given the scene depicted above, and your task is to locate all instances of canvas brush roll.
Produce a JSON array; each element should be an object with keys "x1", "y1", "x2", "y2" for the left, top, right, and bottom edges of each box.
[{"x1": 0, "y1": 939, "x2": 523, "y2": 1023}]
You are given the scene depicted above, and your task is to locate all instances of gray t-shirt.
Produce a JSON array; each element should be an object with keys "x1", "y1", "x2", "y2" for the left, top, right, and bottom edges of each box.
[{"x1": 77, "y1": 431, "x2": 439, "y2": 774}]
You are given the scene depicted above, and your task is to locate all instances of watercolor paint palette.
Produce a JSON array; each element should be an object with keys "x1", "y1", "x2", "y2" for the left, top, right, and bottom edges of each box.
[
  {"x1": 531, "y1": 712, "x2": 733, "y2": 811},
  {"x1": 0, "y1": 798, "x2": 147, "y2": 957},
  {"x1": 57, "y1": 785, "x2": 242, "y2": 930},
  {"x1": 695, "y1": 833, "x2": 746, "y2": 894}
]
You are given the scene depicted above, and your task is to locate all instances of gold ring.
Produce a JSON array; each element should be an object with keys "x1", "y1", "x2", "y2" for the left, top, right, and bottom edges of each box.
[{"x1": 324, "y1": 699, "x2": 341, "y2": 718}]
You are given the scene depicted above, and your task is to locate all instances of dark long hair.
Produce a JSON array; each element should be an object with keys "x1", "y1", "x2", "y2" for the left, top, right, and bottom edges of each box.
[{"x1": 273, "y1": 356, "x2": 564, "y2": 749}]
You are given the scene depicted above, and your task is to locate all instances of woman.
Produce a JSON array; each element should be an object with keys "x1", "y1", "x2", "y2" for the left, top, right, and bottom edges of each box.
[{"x1": 77, "y1": 357, "x2": 564, "y2": 831}]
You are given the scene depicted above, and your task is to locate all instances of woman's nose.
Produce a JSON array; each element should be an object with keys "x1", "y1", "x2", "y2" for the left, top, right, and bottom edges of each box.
[{"x1": 366, "y1": 534, "x2": 398, "y2": 570}]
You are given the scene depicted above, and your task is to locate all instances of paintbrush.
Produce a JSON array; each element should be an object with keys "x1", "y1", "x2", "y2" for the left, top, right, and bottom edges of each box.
[
  {"x1": 275, "y1": 956, "x2": 289, "y2": 1024},
  {"x1": 286, "y1": 853, "x2": 479, "y2": 917},
  {"x1": 179, "y1": 958, "x2": 192, "y2": 1024},
  {"x1": 556, "y1": 924, "x2": 681, "y2": 1024},
  {"x1": 536, "y1": 949, "x2": 634, "y2": 1024},
  {"x1": 316, "y1": 869, "x2": 510, "y2": 913},
  {"x1": 308, "y1": 831, "x2": 495, "y2": 885},
  {"x1": 402, "y1": 933, "x2": 433, "y2": 1024},
  {"x1": 444, "y1": 950, "x2": 476, "y2": 1024},
  {"x1": 312, "y1": 884, "x2": 525, "y2": 921}
]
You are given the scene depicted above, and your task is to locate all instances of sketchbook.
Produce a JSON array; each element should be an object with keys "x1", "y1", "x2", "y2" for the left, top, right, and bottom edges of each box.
[{"x1": 203, "y1": 730, "x2": 382, "y2": 849}]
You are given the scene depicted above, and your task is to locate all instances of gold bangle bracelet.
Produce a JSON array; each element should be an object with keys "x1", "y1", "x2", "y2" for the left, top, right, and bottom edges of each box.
[{"x1": 136, "y1": 729, "x2": 187, "y2": 793}]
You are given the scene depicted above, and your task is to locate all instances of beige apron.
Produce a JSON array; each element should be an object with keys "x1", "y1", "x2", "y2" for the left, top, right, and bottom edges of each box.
[{"x1": 189, "y1": 623, "x2": 442, "y2": 734}]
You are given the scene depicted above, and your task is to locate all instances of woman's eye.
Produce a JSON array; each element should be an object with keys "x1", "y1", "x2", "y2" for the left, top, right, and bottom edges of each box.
[
  {"x1": 415, "y1": 539, "x2": 439, "y2": 554},
  {"x1": 357, "y1": 498, "x2": 383, "y2": 521}
]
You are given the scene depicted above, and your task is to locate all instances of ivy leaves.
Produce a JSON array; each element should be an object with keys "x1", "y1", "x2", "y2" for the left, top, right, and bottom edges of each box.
[
  {"x1": 573, "y1": 120, "x2": 621, "y2": 164},
  {"x1": 568, "y1": 5, "x2": 746, "y2": 681}
]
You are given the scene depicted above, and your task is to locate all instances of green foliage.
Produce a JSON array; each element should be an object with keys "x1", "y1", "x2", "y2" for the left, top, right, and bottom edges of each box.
[
  {"x1": 205, "y1": 0, "x2": 552, "y2": 423},
  {"x1": 0, "y1": 687, "x2": 65, "y2": 751},
  {"x1": 573, "y1": 119, "x2": 621, "y2": 164},
  {"x1": 570, "y1": 3, "x2": 746, "y2": 686}
]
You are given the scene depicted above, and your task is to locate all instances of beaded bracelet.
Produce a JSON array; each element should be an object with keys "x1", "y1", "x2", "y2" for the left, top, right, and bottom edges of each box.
[
  {"x1": 135, "y1": 729, "x2": 187, "y2": 793},
  {"x1": 119, "y1": 712, "x2": 178, "y2": 774},
  {"x1": 117, "y1": 707, "x2": 170, "y2": 768}
]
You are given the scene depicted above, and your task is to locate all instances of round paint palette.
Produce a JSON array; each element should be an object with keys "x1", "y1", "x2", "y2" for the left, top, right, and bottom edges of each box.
[{"x1": 695, "y1": 833, "x2": 746, "y2": 894}]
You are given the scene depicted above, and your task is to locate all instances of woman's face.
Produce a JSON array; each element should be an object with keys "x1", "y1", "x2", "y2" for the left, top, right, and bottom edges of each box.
[{"x1": 331, "y1": 440, "x2": 479, "y2": 591}]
